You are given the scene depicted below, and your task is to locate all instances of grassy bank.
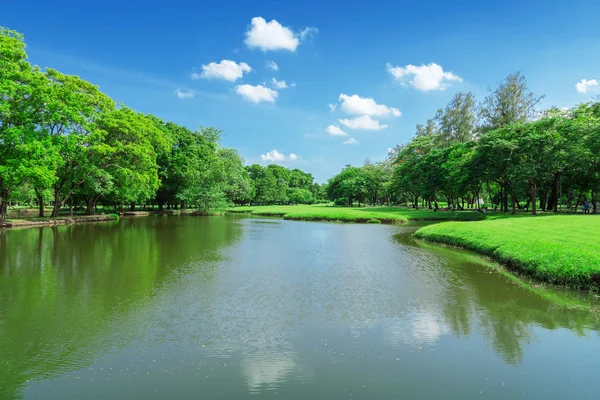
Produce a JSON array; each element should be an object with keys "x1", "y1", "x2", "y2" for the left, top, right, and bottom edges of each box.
[
  {"x1": 414, "y1": 215, "x2": 600, "y2": 290},
  {"x1": 226, "y1": 204, "x2": 489, "y2": 223}
]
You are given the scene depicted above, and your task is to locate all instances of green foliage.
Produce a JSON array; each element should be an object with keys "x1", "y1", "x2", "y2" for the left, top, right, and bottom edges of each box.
[
  {"x1": 288, "y1": 187, "x2": 314, "y2": 204},
  {"x1": 244, "y1": 164, "x2": 320, "y2": 205},
  {"x1": 479, "y1": 71, "x2": 544, "y2": 131},
  {"x1": 0, "y1": 26, "x2": 319, "y2": 217},
  {"x1": 381, "y1": 70, "x2": 600, "y2": 217}
]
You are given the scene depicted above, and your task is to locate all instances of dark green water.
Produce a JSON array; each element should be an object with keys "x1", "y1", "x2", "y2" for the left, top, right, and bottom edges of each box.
[{"x1": 1, "y1": 216, "x2": 600, "y2": 399}]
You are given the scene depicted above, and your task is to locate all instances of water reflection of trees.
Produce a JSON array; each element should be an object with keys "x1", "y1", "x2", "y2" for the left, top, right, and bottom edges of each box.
[
  {"x1": 0, "y1": 216, "x2": 242, "y2": 399},
  {"x1": 403, "y1": 235, "x2": 600, "y2": 365}
]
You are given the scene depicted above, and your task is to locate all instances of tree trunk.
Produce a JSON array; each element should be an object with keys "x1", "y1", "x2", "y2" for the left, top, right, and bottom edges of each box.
[
  {"x1": 575, "y1": 192, "x2": 584, "y2": 213},
  {"x1": 502, "y1": 185, "x2": 509, "y2": 212},
  {"x1": 52, "y1": 187, "x2": 63, "y2": 217},
  {"x1": 530, "y1": 181, "x2": 537, "y2": 215},
  {"x1": 86, "y1": 197, "x2": 94, "y2": 215},
  {"x1": 540, "y1": 189, "x2": 547, "y2": 212},
  {"x1": 511, "y1": 194, "x2": 516, "y2": 214},
  {"x1": 130, "y1": 202, "x2": 135, "y2": 212},
  {"x1": 85, "y1": 195, "x2": 101, "y2": 215},
  {"x1": 36, "y1": 190, "x2": 45, "y2": 218},
  {"x1": 550, "y1": 174, "x2": 559, "y2": 212},
  {"x1": 414, "y1": 195, "x2": 419, "y2": 210},
  {"x1": 0, "y1": 188, "x2": 9, "y2": 220}
]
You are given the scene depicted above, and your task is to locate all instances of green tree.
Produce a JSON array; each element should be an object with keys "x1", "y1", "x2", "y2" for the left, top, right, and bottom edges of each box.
[
  {"x1": 179, "y1": 127, "x2": 225, "y2": 211},
  {"x1": 0, "y1": 27, "x2": 48, "y2": 218},
  {"x1": 88, "y1": 107, "x2": 168, "y2": 213},
  {"x1": 434, "y1": 92, "x2": 477, "y2": 147},
  {"x1": 247, "y1": 164, "x2": 277, "y2": 205},
  {"x1": 479, "y1": 71, "x2": 543, "y2": 132},
  {"x1": 218, "y1": 148, "x2": 253, "y2": 205},
  {"x1": 42, "y1": 68, "x2": 115, "y2": 216}
]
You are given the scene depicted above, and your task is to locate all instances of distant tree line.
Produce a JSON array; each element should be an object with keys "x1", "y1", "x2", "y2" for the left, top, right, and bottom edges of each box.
[
  {"x1": 328, "y1": 72, "x2": 600, "y2": 214},
  {"x1": 0, "y1": 27, "x2": 323, "y2": 219}
]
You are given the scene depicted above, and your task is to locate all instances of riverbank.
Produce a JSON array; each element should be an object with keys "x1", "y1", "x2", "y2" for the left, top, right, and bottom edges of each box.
[
  {"x1": 0, "y1": 214, "x2": 119, "y2": 229},
  {"x1": 226, "y1": 205, "x2": 489, "y2": 223},
  {"x1": 414, "y1": 215, "x2": 600, "y2": 291}
]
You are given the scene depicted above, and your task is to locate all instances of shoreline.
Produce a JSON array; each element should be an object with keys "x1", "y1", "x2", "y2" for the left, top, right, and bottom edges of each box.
[
  {"x1": 414, "y1": 235, "x2": 600, "y2": 293},
  {"x1": 0, "y1": 214, "x2": 119, "y2": 229},
  {"x1": 414, "y1": 216, "x2": 600, "y2": 292},
  {"x1": 224, "y1": 206, "x2": 488, "y2": 224},
  {"x1": 0, "y1": 209, "x2": 226, "y2": 229}
]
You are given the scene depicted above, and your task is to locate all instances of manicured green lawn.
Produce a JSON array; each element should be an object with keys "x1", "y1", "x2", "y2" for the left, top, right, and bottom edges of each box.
[
  {"x1": 226, "y1": 204, "x2": 488, "y2": 223},
  {"x1": 414, "y1": 215, "x2": 600, "y2": 290}
]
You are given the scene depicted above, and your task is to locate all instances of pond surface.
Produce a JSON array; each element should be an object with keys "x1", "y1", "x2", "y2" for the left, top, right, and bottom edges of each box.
[{"x1": 1, "y1": 215, "x2": 600, "y2": 399}]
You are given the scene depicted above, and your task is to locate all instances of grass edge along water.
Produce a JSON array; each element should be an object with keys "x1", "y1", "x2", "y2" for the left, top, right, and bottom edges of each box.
[{"x1": 414, "y1": 215, "x2": 600, "y2": 291}]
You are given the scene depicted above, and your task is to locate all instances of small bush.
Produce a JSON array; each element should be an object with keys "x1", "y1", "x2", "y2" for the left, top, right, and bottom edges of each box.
[
  {"x1": 367, "y1": 218, "x2": 381, "y2": 224},
  {"x1": 334, "y1": 198, "x2": 348, "y2": 206}
]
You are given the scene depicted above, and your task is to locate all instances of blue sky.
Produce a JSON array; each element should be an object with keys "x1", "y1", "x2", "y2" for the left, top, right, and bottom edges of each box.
[{"x1": 3, "y1": 0, "x2": 600, "y2": 182}]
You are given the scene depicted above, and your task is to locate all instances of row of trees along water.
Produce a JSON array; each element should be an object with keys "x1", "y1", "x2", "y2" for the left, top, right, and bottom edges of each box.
[
  {"x1": 327, "y1": 72, "x2": 600, "y2": 215},
  {"x1": 0, "y1": 27, "x2": 326, "y2": 219}
]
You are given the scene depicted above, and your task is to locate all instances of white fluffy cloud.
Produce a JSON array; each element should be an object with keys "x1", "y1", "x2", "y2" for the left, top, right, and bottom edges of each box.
[
  {"x1": 386, "y1": 62, "x2": 462, "y2": 91},
  {"x1": 194, "y1": 60, "x2": 251, "y2": 82},
  {"x1": 175, "y1": 89, "x2": 194, "y2": 99},
  {"x1": 245, "y1": 17, "x2": 317, "y2": 51},
  {"x1": 339, "y1": 115, "x2": 388, "y2": 130},
  {"x1": 343, "y1": 137, "x2": 358, "y2": 145},
  {"x1": 261, "y1": 149, "x2": 299, "y2": 163},
  {"x1": 266, "y1": 60, "x2": 279, "y2": 71},
  {"x1": 271, "y1": 78, "x2": 288, "y2": 89},
  {"x1": 328, "y1": 103, "x2": 337, "y2": 112},
  {"x1": 576, "y1": 79, "x2": 599, "y2": 94},
  {"x1": 236, "y1": 84, "x2": 278, "y2": 103},
  {"x1": 338, "y1": 94, "x2": 401, "y2": 117},
  {"x1": 326, "y1": 125, "x2": 347, "y2": 136}
]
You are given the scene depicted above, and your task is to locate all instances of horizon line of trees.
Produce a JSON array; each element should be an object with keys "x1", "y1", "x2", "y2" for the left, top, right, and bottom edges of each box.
[
  {"x1": 327, "y1": 72, "x2": 600, "y2": 215},
  {"x1": 0, "y1": 27, "x2": 323, "y2": 219}
]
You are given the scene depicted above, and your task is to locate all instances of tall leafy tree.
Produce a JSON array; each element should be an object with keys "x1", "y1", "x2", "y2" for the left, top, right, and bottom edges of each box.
[
  {"x1": 218, "y1": 148, "x2": 253, "y2": 205},
  {"x1": 42, "y1": 68, "x2": 115, "y2": 216},
  {"x1": 479, "y1": 71, "x2": 544, "y2": 132},
  {"x1": 434, "y1": 91, "x2": 477, "y2": 147},
  {"x1": 0, "y1": 28, "x2": 48, "y2": 218}
]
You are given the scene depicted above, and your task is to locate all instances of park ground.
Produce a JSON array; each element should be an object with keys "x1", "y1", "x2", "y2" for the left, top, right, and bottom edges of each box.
[{"x1": 225, "y1": 204, "x2": 491, "y2": 223}]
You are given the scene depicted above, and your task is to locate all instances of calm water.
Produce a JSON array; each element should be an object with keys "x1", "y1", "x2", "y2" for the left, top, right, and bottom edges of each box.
[{"x1": 1, "y1": 215, "x2": 600, "y2": 399}]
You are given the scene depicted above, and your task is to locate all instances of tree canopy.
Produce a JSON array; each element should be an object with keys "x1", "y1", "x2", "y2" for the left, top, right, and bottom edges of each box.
[{"x1": 0, "y1": 27, "x2": 322, "y2": 218}]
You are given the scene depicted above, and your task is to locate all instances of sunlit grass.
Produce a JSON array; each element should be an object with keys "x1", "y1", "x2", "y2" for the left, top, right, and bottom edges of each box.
[{"x1": 414, "y1": 215, "x2": 600, "y2": 290}]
